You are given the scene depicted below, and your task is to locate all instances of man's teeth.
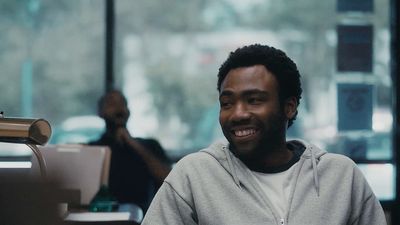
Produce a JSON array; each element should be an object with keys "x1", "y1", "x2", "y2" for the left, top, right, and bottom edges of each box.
[{"x1": 234, "y1": 129, "x2": 256, "y2": 137}]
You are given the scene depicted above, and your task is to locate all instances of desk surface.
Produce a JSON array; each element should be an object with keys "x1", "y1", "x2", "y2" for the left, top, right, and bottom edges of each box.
[{"x1": 64, "y1": 204, "x2": 142, "y2": 225}]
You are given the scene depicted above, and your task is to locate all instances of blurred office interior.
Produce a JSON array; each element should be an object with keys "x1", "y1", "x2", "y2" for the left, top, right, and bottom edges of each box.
[{"x1": 0, "y1": 0, "x2": 398, "y2": 224}]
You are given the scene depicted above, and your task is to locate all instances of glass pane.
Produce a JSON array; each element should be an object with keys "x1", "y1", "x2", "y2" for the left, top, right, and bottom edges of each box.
[
  {"x1": 0, "y1": 0, "x2": 105, "y2": 157},
  {"x1": 358, "y1": 164, "x2": 395, "y2": 201},
  {"x1": 115, "y1": 0, "x2": 392, "y2": 161}
]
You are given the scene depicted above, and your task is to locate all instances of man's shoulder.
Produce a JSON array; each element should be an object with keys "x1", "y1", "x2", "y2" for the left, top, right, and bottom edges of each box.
[
  {"x1": 168, "y1": 151, "x2": 219, "y2": 174},
  {"x1": 299, "y1": 140, "x2": 357, "y2": 168},
  {"x1": 164, "y1": 151, "x2": 222, "y2": 187},
  {"x1": 134, "y1": 137, "x2": 170, "y2": 161},
  {"x1": 88, "y1": 136, "x2": 106, "y2": 146},
  {"x1": 320, "y1": 151, "x2": 357, "y2": 166},
  {"x1": 179, "y1": 150, "x2": 216, "y2": 164},
  {"x1": 135, "y1": 137, "x2": 158, "y2": 144},
  {"x1": 134, "y1": 137, "x2": 163, "y2": 150},
  {"x1": 180, "y1": 141, "x2": 228, "y2": 162},
  {"x1": 315, "y1": 152, "x2": 364, "y2": 183}
]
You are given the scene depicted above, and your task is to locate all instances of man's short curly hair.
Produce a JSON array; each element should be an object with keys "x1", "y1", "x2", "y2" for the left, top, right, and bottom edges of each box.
[{"x1": 217, "y1": 44, "x2": 302, "y2": 128}]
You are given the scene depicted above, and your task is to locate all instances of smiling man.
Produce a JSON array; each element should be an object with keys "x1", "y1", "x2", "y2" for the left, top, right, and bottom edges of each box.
[
  {"x1": 218, "y1": 64, "x2": 296, "y2": 172},
  {"x1": 141, "y1": 44, "x2": 387, "y2": 225}
]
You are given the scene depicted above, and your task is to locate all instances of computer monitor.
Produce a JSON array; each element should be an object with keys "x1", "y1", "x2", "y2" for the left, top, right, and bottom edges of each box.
[{"x1": 30, "y1": 144, "x2": 111, "y2": 205}]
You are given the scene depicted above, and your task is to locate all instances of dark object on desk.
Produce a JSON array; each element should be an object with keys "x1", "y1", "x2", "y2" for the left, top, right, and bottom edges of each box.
[
  {"x1": 60, "y1": 188, "x2": 82, "y2": 206},
  {"x1": 89, "y1": 185, "x2": 118, "y2": 212},
  {"x1": 0, "y1": 178, "x2": 63, "y2": 225},
  {"x1": 64, "y1": 221, "x2": 139, "y2": 225}
]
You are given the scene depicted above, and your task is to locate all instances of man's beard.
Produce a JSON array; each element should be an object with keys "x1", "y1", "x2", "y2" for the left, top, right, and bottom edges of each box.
[{"x1": 228, "y1": 110, "x2": 287, "y2": 162}]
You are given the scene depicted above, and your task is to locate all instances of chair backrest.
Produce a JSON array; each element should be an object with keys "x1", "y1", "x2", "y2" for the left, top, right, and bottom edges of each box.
[{"x1": 31, "y1": 144, "x2": 111, "y2": 205}]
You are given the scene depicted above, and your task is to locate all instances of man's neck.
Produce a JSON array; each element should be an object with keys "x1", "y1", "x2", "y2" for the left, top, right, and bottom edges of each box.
[
  {"x1": 242, "y1": 144, "x2": 294, "y2": 173},
  {"x1": 103, "y1": 127, "x2": 123, "y2": 140}
]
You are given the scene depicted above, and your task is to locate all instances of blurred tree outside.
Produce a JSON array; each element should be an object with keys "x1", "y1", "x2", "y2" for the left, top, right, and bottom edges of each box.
[
  {"x1": 0, "y1": 0, "x2": 391, "y2": 155},
  {"x1": 114, "y1": 0, "x2": 390, "y2": 152},
  {"x1": 0, "y1": 0, "x2": 103, "y2": 126}
]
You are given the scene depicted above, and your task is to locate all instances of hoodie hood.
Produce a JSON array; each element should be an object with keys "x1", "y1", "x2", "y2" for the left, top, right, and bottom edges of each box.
[{"x1": 201, "y1": 139, "x2": 327, "y2": 195}]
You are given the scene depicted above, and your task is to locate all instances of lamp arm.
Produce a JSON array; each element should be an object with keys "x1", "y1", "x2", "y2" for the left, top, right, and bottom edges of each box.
[{"x1": 27, "y1": 144, "x2": 47, "y2": 178}]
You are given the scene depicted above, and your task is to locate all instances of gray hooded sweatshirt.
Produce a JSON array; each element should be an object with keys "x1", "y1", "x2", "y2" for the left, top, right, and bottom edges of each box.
[{"x1": 141, "y1": 140, "x2": 387, "y2": 225}]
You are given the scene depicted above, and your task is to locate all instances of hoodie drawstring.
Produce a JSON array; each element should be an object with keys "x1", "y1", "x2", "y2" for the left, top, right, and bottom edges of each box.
[
  {"x1": 222, "y1": 146, "x2": 242, "y2": 189},
  {"x1": 310, "y1": 147, "x2": 320, "y2": 196}
]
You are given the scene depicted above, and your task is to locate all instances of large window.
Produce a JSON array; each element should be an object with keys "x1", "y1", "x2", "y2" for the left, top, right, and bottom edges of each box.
[
  {"x1": 0, "y1": 0, "x2": 394, "y2": 202},
  {"x1": 0, "y1": 0, "x2": 105, "y2": 156},
  {"x1": 114, "y1": 0, "x2": 393, "y2": 200}
]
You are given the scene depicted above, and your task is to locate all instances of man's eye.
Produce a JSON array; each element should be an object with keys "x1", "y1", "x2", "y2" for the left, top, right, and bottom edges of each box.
[
  {"x1": 248, "y1": 97, "x2": 262, "y2": 104},
  {"x1": 220, "y1": 101, "x2": 232, "y2": 108}
]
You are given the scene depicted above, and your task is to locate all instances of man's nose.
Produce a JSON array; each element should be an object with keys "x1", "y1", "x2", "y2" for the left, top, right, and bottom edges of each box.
[{"x1": 231, "y1": 102, "x2": 251, "y2": 122}]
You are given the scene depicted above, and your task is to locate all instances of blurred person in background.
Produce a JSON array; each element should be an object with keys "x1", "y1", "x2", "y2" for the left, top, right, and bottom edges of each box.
[{"x1": 89, "y1": 89, "x2": 171, "y2": 213}]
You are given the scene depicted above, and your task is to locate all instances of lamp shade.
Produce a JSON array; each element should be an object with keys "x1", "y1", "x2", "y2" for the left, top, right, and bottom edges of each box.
[{"x1": 0, "y1": 118, "x2": 52, "y2": 145}]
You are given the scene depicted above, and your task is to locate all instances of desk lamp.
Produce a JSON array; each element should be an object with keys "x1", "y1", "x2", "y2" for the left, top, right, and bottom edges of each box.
[{"x1": 0, "y1": 114, "x2": 52, "y2": 177}]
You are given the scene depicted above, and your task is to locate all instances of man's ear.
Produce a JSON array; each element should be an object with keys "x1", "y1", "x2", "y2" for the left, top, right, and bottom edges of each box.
[
  {"x1": 284, "y1": 97, "x2": 298, "y2": 119},
  {"x1": 98, "y1": 111, "x2": 105, "y2": 119},
  {"x1": 98, "y1": 106, "x2": 106, "y2": 119}
]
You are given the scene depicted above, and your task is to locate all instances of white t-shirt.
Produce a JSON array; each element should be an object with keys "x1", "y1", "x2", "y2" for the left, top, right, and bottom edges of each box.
[{"x1": 249, "y1": 161, "x2": 299, "y2": 221}]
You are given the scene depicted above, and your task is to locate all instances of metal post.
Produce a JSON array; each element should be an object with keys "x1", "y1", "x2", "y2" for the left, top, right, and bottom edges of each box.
[
  {"x1": 105, "y1": 0, "x2": 115, "y2": 92},
  {"x1": 390, "y1": 0, "x2": 399, "y2": 224}
]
